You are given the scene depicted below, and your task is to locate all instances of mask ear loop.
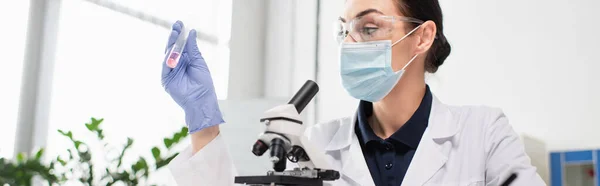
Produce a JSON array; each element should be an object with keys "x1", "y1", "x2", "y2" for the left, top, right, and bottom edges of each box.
[
  {"x1": 391, "y1": 25, "x2": 422, "y2": 46},
  {"x1": 391, "y1": 25, "x2": 423, "y2": 71},
  {"x1": 401, "y1": 54, "x2": 419, "y2": 70}
]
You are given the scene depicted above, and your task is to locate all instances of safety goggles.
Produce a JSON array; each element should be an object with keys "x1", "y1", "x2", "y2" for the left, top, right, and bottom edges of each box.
[{"x1": 334, "y1": 15, "x2": 424, "y2": 44}]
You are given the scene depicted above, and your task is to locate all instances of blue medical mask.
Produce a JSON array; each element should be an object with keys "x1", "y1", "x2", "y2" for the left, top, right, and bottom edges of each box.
[{"x1": 339, "y1": 26, "x2": 421, "y2": 102}]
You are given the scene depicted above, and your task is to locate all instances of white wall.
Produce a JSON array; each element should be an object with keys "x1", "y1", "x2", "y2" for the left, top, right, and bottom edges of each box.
[
  {"x1": 228, "y1": 0, "x2": 266, "y2": 99},
  {"x1": 218, "y1": 99, "x2": 289, "y2": 176},
  {"x1": 0, "y1": 0, "x2": 30, "y2": 158},
  {"x1": 263, "y1": 0, "x2": 319, "y2": 124},
  {"x1": 263, "y1": 0, "x2": 318, "y2": 99},
  {"x1": 523, "y1": 134, "x2": 550, "y2": 184},
  {"x1": 431, "y1": 0, "x2": 600, "y2": 151},
  {"x1": 316, "y1": 0, "x2": 358, "y2": 123},
  {"x1": 316, "y1": 0, "x2": 600, "y2": 151}
]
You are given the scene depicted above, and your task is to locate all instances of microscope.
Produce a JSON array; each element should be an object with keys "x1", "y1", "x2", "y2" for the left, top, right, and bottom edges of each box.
[
  {"x1": 233, "y1": 80, "x2": 520, "y2": 186},
  {"x1": 234, "y1": 80, "x2": 340, "y2": 186}
]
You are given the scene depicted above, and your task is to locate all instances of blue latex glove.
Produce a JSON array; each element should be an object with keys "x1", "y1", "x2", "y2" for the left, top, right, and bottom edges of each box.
[{"x1": 161, "y1": 21, "x2": 224, "y2": 133}]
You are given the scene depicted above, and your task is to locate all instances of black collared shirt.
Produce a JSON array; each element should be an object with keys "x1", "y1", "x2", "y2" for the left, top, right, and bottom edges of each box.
[{"x1": 355, "y1": 85, "x2": 433, "y2": 186}]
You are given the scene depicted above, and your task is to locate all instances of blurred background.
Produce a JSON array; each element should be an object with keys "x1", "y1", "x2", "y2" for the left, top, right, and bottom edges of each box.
[{"x1": 0, "y1": 0, "x2": 598, "y2": 185}]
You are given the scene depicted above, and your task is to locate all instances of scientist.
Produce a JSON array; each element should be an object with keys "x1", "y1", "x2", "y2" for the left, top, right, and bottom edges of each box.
[{"x1": 161, "y1": 0, "x2": 545, "y2": 185}]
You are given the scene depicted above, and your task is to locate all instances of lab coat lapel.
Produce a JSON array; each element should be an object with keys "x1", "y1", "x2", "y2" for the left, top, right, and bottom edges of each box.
[
  {"x1": 324, "y1": 96, "x2": 457, "y2": 186},
  {"x1": 401, "y1": 96, "x2": 457, "y2": 186},
  {"x1": 340, "y1": 136, "x2": 376, "y2": 186},
  {"x1": 401, "y1": 129, "x2": 448, "y2": 186},
  {"x1": 325, "y1": 113, "x2": 375, "y2": 186}
]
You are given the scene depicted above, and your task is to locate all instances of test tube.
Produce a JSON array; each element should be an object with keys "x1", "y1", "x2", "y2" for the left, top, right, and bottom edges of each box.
[{"x1": 166, "y1": 26, "x2": 189, "y2": 68}]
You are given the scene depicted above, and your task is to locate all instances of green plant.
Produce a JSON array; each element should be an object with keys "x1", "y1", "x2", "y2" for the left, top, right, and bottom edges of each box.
[
  {"x1": 0, "y1": 149, "x2": 60, "y2": 185},
  {"x1": 0, "y1": 117, "x2": 188, "y2": 186}
]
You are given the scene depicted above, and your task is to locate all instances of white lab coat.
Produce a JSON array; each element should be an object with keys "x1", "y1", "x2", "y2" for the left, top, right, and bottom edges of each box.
[{"x1": 168, "y1": 96, "x2": 546, "y2": 186}]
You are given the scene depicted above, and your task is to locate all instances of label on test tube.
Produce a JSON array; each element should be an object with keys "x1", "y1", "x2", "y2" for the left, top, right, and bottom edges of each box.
[{"x1": 166, "y1": 27, "x2": 188, "y2": 68}]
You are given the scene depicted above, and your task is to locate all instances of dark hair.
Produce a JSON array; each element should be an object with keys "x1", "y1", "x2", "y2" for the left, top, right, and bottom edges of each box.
[{"x1": 394, "y1": 0, "x2": 451, "y2": 73}]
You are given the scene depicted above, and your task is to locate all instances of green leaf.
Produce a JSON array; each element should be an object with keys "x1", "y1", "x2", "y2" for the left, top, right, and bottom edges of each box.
[
  {"x1": 141, "y1": 158, "x2": 149, "y2": 169},
  {"x1": 181, "y1": 127, "x2": 188, "y2": 136},
  {"x1": 67, "y1": 149, "x2": 74, "y2": 160},
  {"x1": 57, "y1": 157, "x2": 67, "y2": 166},
  {"x1": 116, "y1": 138, "x2": 134, "y2": 167},
  {"x1": 85, "y1": 123, "x2": 96, "y2": 131},
  {"x1": 172, "y1": 127, "x2": 188, "y2": 144},
  {"x1": 175, "y1": 127, "x2": 189, "y2": 143},
  {"x1": 151, "y1": 147, "x2": 161, "y2": 161},
  {"x1": 74, "y1": 141, "x2": 83, "y2": 149},
  {"x1": 163, "y1": 138, "x2": 173, "y2": 149},
  {"x1": 17, "y1": 153, "x2": 26, "y2": 163},
  {"x1": 132, "y1": 158, "x2": 148, "y2": 173},
  {"x1": 161, "y1": 127, "x2": 190, "y2": 150},
  {"x1": 126, "y1": 137, "x2": 134, "y2": 146},
  {"x1": 80, "y1": 151, "x2": 92, "y2": 162},
  {"x1": 171, "y1": 134, "x2": 179, "y2": 144},
  {"x1": 97, "y1": 129, "x2": 105, "y2": 140},
  {"x1": 86, "y1": 118, "x2": 104, "y2": 139},
  {"x1": 93, "y1": 118, "x2": 104, "y2": 125},
  {"x1": 90, "y1": 117, "x2": 100, "y2": 128},
  {"x1": 57, "y1": 129, "x2": 73, "y2": 140},
  {"x1": 34, "y1": 148, "x2": 44, "y2": 160},
  {"x1": 156, "y1": 153, "x2": 178, "y2": 169},
  {"x1": 131, "y1": 164, "x2": 140, "y2": 173}
]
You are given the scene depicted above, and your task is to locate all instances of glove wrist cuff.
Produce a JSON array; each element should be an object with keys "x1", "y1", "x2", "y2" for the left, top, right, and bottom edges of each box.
[{"x1": 184, "y1": 104, "x2": 224, "y2": 134}]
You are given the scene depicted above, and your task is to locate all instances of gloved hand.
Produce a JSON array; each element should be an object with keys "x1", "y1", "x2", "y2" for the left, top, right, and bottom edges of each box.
[{"x1": 161, "y1": 21, "x2": 224, "y2": 133}]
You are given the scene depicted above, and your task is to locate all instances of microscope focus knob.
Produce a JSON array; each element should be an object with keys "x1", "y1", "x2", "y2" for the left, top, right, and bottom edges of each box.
[{"x1": 270, "y1": 138, "x2": 288, "y2": 172}]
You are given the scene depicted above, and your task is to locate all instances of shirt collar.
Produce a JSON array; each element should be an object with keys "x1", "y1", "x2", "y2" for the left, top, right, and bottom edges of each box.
[
  {"x1": 355, "y1": 85, "x2": 433, "y2": 148},
  {"x1": 356, "y1": 99, "x2": 378, "y2": 144}
]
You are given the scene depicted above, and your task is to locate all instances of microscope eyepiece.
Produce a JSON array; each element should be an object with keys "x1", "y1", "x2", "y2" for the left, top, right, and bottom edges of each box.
[{"x1": 288, "y1": 80, "x2": 319, "y2": 114}]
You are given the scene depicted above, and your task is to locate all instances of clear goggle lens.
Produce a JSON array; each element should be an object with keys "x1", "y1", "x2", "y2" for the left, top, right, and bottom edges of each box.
[{"x1": 334, "y1": 15, "x2": 424, "y2": 44}]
